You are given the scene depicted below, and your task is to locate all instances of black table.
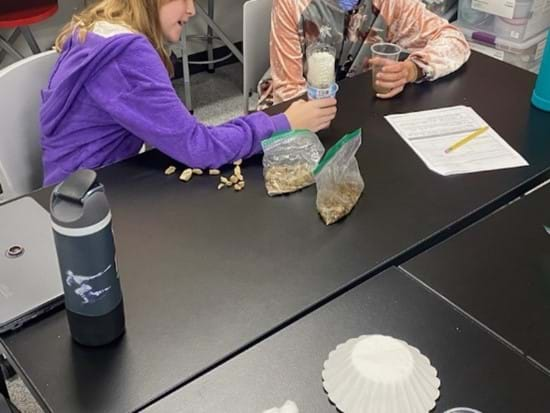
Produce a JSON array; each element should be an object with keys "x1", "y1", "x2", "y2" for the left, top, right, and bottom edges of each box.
[
  {"x1": 1, "y1": 52, "x2": 550, "y2": 413},
  {"x1": 402, "y1": 181, "x2": 550, "y2": 373},
  {"x1": 143, "y1": 267, "x2": 550, "y2": 413}
]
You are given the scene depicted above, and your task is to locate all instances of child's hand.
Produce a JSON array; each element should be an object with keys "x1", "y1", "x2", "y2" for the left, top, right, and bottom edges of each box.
[
  {"x1": 370, "y1": 58, "x2": 418, "y2": 99},
  {"x1": 284, "y1": 98, "x2": 337, "y2": 132}
]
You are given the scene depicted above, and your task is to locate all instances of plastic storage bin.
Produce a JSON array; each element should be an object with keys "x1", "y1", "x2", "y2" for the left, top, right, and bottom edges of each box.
[
  {"x1": 458, "y1": 0, "x2": 550, "y2": 42},
  {"x1": 458, "y1": 23, "x2": 547, "y2": 73}
]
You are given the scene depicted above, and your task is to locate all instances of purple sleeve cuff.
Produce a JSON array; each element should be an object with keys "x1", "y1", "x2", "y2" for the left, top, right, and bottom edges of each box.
[{"x1": 270, "y1": 113, "x2": 291, "y2": 134}]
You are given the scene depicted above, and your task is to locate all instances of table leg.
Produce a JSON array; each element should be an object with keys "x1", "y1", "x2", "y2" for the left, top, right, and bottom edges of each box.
[
  {"x1": 195, "y1": 3, "x2": 243, "y2": 64},
  {"x1": 0, "y1": 35, "x2": 23, "y2": 62},
  {"x1": 0, "y1": 29, "x2": 22, "y2": 64},
  {"x1": 207, "y1": 0, "x2": 215, "y2": 73},
  {"x1": 20, "y1": 27, "x2": 41, "y2": 55},
  {"x1": 181, "y1": 25, "x2": 193, "y2": 112}
]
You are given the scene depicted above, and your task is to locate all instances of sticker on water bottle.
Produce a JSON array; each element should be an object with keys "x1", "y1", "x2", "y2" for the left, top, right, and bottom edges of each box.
[
  {"x1": 307, "y1": 83, "x2": 339, "y2": 100},
  {"x1": 53, "y1": 221, "x2": 123, "y2": 317}
]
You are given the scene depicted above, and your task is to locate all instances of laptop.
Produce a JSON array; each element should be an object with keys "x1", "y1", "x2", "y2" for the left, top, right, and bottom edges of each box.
[{"x1": 0, "y1": 197, "x2": 64, "y2": 334}]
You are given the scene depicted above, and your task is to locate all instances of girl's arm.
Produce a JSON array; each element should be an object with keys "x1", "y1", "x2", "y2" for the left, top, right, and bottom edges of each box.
[
  {"x1": 380, "y1": 0, "x2": 470, "y2": 80},
  {"x1": 87, "y1": 36, "x2": 290, "y2": 169},
  {"x1": 270, "y1": 0, "x2": 308, "y2": 104}
]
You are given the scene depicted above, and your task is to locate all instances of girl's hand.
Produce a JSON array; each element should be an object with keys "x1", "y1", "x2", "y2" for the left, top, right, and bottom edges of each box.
[
  {"x1": 370, "y1": 58, "x2": 418, "y2": 99},
  {"x1": 284, "y1": 98, "x2": 338, "y2": 132}
]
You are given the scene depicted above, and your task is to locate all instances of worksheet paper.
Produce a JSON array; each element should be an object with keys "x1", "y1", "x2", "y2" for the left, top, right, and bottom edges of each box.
[{"x1": 385, "y1": 106, "x2": 528, "y2": 176}]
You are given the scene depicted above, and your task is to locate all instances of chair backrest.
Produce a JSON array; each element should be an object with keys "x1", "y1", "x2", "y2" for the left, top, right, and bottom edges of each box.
[
  {"x1": 0, "y1": 49, "x2": 57, "y2": 203},
  {"x1": 243, "y1": 0, "x2": 273, "y2": 113}
]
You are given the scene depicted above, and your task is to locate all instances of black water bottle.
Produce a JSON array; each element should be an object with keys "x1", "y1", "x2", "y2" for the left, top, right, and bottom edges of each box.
[{"x1": 50, "y1": 169, "x2": 125, "y2": 346}]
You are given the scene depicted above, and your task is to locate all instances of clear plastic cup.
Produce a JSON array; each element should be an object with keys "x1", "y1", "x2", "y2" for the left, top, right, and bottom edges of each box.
[
  {"x1": 370, "y1": 42, "x2": 401, "y2": 94},
  {"x1": 444, "y1": 408, "x2": 483, "y2": 413}
]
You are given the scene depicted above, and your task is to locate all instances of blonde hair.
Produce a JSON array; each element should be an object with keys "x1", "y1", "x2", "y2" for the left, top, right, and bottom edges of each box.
[{"x1": 55, "y1": 0, "x2": 174, "y2": 75}]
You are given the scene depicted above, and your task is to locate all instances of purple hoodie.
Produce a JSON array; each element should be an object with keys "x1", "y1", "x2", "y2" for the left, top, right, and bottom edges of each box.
[{"x1": 40, "y1": 31, "x2": 290, "y2": 185}]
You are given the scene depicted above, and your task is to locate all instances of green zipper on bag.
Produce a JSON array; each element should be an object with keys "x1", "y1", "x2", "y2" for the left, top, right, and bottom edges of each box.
[
  {"x1": 313, "y1": 128, "x2": 361, "y2": 176},
  {"x1": 261, "y1": 129, "x2": 310, "y2": 149}
]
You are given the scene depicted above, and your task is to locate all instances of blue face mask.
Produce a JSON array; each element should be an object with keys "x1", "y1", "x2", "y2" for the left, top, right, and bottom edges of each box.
[{"x1": 338, "y1": 0, "x2": 359, "y2": 11}]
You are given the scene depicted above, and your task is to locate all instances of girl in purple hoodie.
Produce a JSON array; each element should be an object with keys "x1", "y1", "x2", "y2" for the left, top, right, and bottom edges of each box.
[{"x1": 40, "y1": 0, "x2": 337, "y2": 185}]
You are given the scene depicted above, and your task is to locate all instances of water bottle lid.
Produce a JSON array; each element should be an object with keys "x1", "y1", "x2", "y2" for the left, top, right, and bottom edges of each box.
[
  {"x1": 50, "y1": 170, "x2": 111, "y2": 231},
  {"x1": 55, "y1": 169, "x2": 99, "y2": 204}
]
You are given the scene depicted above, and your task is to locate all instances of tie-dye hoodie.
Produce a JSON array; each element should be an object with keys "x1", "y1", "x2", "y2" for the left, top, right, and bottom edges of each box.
[{"x1": 259, "y1": 0, "x2": 470, "y2": 107}]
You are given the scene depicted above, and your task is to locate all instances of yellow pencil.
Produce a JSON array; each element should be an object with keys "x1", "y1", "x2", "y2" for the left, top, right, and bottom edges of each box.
[{"x1": 444, "y1": 126, "x2": 489, "y2": 154}]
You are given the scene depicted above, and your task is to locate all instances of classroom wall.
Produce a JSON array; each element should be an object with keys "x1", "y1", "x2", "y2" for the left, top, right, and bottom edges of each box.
[{"x1": 0, "y1": 0, "x2": 247, "y2": 70}]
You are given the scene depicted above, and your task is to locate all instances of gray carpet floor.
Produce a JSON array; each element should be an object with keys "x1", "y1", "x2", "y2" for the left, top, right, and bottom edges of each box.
[
  {"x1": 4, "y1": 62, "x2": 244, "y2": 413},
  {"x1": 173, "y1": 62, "x2": 245, "y2": 124}
]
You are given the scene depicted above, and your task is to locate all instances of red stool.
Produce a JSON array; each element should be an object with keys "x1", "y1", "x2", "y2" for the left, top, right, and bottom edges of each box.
[{"x1": 0, "y1": 0, "x2": 58, "y2": 62}]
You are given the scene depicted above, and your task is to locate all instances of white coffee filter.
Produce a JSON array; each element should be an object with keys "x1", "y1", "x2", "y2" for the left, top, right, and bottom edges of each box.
[{"x1": 322, "y1": 335, "x2": 440, "y2": 413}]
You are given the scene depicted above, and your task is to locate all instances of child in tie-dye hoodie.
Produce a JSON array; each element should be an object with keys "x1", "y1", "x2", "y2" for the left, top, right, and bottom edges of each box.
[{"x1": 259, "y1": 0, "x2": 470, "y2": 107}]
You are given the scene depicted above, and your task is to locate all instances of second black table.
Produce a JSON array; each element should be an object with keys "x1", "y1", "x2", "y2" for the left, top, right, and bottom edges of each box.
[
  {"x1": 402, "y1": 182, "x2": 550, "y2": 372},
  {"x1": 143, "y1": 267, "x2": 550, "y2": 413}
]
